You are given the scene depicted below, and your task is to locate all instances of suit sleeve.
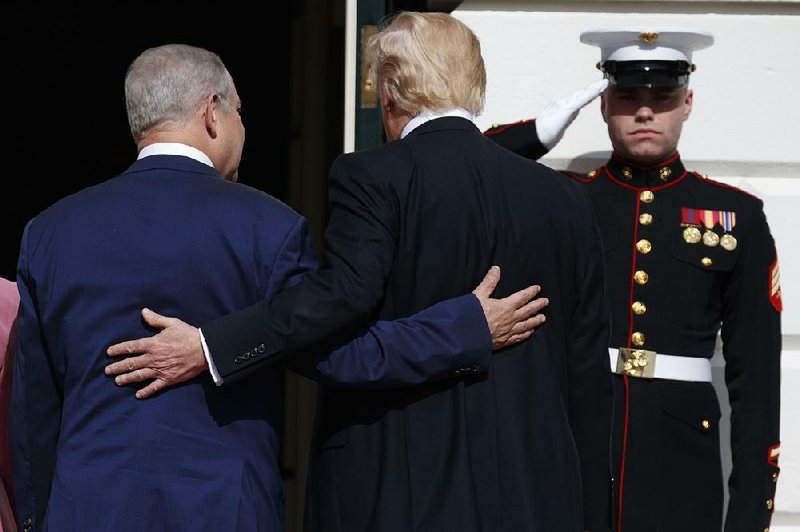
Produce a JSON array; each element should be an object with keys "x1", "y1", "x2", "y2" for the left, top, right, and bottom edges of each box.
[
  {"x1": 568, "y1": 186, "x2": 614, "y2": 532},
  {"x1": 287, "y1": 294, "x2": 491, "y2": 389},
  {"x1": 204, "y1": 153, "x2": 493, "y2": 384},
  {"x1": 721, "y1": 202, "x2": 782, "y2": 532},
  {"x1": 263, "y1": 211, "x2": 494, "y2": 388},
  {"x1": 203, "y1": 154, "x2": 396, "y2": 381},
  {"x1": 10, "y1": 223, "x2": 63, "y2": 530},
  {"x1": 484, "y1": 120, "x2": 549, "y2": 161}
]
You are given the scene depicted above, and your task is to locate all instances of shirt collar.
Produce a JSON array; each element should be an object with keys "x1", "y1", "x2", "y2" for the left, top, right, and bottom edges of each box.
[
  {"x1": 137, "y1": 143, "x2": 214, "y2": 168},
  {"x1": 401, "y1": 108, "x2": 474, "y2": 139}
]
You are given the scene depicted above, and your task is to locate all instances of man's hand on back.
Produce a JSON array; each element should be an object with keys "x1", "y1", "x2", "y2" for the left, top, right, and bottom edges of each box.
[
  {"x1": 105, "y1": 308, "x2": 208, "y2": 399},
  {"x1": 473, "y1": 265, "x2": 548, "y2": 350}
]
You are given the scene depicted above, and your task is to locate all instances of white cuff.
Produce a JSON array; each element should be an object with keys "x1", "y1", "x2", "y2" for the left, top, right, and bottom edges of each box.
[{"x1": 200, "y1": 328, "x2": 223, "y2": 385}]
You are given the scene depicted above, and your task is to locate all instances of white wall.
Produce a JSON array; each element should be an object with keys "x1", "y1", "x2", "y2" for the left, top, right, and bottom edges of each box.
[{"x1": 454, "y1": 1, "x2": 800, "y2": 528}]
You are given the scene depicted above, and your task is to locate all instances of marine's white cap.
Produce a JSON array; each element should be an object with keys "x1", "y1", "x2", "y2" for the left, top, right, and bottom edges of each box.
[
  {"x1": 580, "y1": 28, "x2": 714, "y2": 88},
  {"x1": 581, "y1": 28, "x2": 714, "y2": 63}
]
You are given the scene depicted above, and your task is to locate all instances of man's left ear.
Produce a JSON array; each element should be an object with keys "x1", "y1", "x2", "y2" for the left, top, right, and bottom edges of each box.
[
  {"x1": 683, "y1": 89, "x2": 694, "y2": 121},
  {"x1": 381, "y1": 89, "x2": 394, "y2": 115},
  {"x1": 204, "y1": 94, "x2": 220, "y2": 138}
]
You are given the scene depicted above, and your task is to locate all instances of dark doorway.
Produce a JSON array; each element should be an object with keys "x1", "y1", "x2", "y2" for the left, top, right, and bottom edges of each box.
[{"x1": 1, "y1": 3, "x2": 344, "y2": 280}]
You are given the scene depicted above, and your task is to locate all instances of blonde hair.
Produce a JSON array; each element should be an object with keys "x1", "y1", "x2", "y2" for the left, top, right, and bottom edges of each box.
[{"x1": 366, "y1": 11, "x2": 486, "y2": 117}]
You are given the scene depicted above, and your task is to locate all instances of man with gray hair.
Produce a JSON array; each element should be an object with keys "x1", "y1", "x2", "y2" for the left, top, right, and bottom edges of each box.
[
  {"x1": 10, "y1": 42, "x2": 544, "y2": 531},
  {"x1": 105, "y1": 13, "x2": 614, "y2": 532}
]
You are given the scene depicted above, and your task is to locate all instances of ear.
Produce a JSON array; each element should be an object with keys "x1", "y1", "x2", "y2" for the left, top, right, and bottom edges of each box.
[
  {"x1": 683, "y1": 88, "x2": 694, "y2": 121},
  {"x1": 203, "y1": 94, "x2": 220, "y2": 139},
  {"x1": 381, "y1": 89, "x2": 394, "y2": 117}
]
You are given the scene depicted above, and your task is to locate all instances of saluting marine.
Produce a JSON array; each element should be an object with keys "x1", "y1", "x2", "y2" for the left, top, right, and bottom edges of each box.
[{"x1": 486, "y1": 28, "x2": 782, "y2": 532}]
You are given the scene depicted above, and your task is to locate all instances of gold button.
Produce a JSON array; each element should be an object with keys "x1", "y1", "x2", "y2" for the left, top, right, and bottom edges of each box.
[
  {"x1": 640, "y1": 190, "x2": 654, "y2": 203},
  {"x1": 491, "y1": 123, "x2": 498, "y2": 128},
  {"x1": 634, "y1": 270, "x2": 649, "y2": 285},
  {"x1": 773, "y1": 472, "x2": 779, "y2": 483},
  {"x1": 587, "y1": 169, "x2": 597, "y2": 178},
  {"x1": 632, "y1": 301, "x2": 647, "y2": 315},
  {"x1": 701, "y1": 257, "x2": 713, "y2": 267},
  {"x1": 623, "y1": 167, "x2": 633, "y2": 179},
  {"x1": 639, "y1": 213, "x2": 653, "y2": 225},
  {"x1": 636, "y1": 239, "x2": 652, "y2": 254},
  {"x1": 632, "y1": 332, "x2": 645, "y2": 346},
  {"x1": 701, "y1": 420, "x2": 711, "y2": 430},
  {"x1": 659, "y1": 166, "x2": 672, "y2": 180},
  {"x1": 766, "y1": 499, "x2": 773, "y2": 510}
]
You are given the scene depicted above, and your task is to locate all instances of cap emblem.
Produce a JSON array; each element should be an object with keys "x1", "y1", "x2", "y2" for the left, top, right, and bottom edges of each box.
[{"x1": 639, "y1": 32, "x2": 659, "y2": 44}]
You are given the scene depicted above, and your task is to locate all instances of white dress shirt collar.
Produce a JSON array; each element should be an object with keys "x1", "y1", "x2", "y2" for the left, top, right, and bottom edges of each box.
[
  {"x1": 137, "y1": 143, "x2": 214, "y2": 169},
  {"x1": 400, "y1": 108, "x2": 474, "y2": 139}
]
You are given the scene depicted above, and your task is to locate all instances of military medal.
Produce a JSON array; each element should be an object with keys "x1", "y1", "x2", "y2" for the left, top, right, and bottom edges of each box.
[
  {"x1": 701, "y1": 209, "x2": 720, "y2": 246},
  {"x1": 703, "y1": 230, "x2": 719, "y2": 247},
  {"x1": 720, "y1": 234, "x2": 737, "y2": 251},
  {"x1": 683, "y1": 226, "x2": 701, "y2": 243},
  {"x1": 680, "y1": 207, "x2": 704, "y2": 244},
  {"x1": 719, "y1": 210, "x2": 737, "y2": 251}
]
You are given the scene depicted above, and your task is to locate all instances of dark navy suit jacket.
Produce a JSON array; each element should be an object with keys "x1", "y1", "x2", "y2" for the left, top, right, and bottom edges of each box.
[{"x1": 10, "y1": 154, "x2": 490, "y2": 531}]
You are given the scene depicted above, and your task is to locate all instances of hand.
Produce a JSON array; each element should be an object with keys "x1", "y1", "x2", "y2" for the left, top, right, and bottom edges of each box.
[
  {"x1": 105, "y1": 308, "x2": 209, "y2": 399},
  {"x1": 535, "y1": 78, "x2": 609, "y2": 150},
  {"x1": 472, "y1": 266, "x2": 549, "y2": 350}
]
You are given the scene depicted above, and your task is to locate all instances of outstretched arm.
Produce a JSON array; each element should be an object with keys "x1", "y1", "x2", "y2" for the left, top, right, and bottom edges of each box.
[
  {"x1": 105, "y1": 266, "x2": 548, "y2": 398},
  {"x1": 533, "y1": 78, "x2": 608, "y2": 150},
  {"x1": 485, "y1": 79, "x2": 607, "y2": 158},
  {"x1": 289, "y1": 265, "x2": 548, "y2": 387}
]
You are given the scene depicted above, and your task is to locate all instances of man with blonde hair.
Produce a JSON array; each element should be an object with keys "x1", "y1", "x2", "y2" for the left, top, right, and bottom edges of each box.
[
  {"x1": 106, "y1": 13, "x2": 613, "y2": 531},
  {"x1": 10, "y1": 42, "x2": 543, "y2": 532}
]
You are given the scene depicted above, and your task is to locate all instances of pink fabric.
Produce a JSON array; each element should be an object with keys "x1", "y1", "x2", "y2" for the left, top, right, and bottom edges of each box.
[{"x1": 0, "y1": 277, "x2": 19, "y2": 532}]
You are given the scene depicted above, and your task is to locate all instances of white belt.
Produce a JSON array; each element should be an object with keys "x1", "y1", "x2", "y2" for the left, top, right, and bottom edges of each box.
[{"x1": 608, "y1": 348, "x2": 712, "y2": 382}]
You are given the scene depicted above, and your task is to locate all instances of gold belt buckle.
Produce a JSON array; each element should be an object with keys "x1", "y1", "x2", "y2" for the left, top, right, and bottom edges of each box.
[{"x1": 616, "y1": 348, "x2": 657, "y2": 379}]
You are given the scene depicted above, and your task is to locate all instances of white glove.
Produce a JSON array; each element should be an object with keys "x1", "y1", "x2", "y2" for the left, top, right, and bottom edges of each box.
[{"x1": 534, "y1": 78, "x2": 609, "y2": 150}]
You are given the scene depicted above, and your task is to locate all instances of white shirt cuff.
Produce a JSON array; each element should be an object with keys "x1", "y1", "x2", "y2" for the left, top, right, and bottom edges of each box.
[{"x1": 200, "y1": 328, "x2": 223, "y2": 385}]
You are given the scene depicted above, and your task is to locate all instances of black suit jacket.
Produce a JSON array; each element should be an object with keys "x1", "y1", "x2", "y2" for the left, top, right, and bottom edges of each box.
[{"x1": 203, "y1": 117, "x2": 613, "y2": 531}]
